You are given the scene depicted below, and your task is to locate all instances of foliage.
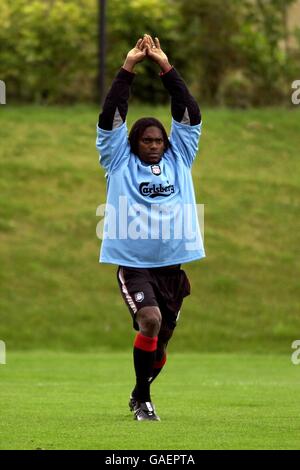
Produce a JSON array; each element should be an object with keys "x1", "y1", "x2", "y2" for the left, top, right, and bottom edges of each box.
[
  {"x1": 232, "y1": 0, "x2": 299, "y2": 105},
  {"x1": 0, "y1": 0, "x2": 180, "y2": 104},
  {"x1": 178, "y1": 0, "x2": 243, "y2": 104},
  {"x1": 218, "y1": 71, "x2": 254, "y2": 108},
  {"x1": 0, "y1": 0, "x2": 299, "y2": 105},
  {"x1": 105, "y1": 0, "x2": 181, "y2": 104},
  {"x1": 179, "y1": 0, "x2": 300, "y2": 106},
  {"x1": 0, "y1": 0, "x2": 97, "y2": 104}
]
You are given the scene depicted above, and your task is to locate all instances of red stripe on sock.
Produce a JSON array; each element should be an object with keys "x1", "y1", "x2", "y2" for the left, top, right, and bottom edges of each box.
[
  {"x1": 153, "y1": 354, "x2": 167, "y2": 369},
  {"x1": 134, "y1": 333, "x2": 158, "y2": 352}
]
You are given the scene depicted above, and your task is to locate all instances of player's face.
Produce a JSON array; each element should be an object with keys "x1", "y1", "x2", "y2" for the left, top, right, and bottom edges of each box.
[{"x1": 138, "y1": 126, "x2": 165, "y2": 164}]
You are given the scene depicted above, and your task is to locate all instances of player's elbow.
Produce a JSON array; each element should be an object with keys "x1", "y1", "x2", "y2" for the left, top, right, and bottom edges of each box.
[{"x1": 189, "y1": 100, "x2": 201, "y2": 125}]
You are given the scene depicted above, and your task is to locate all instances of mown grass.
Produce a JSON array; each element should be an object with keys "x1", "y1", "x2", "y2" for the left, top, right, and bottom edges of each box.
[
  {"x1": 0, "y1": 105, "x2": 299, "y2": 352},
  {"x1": 0, "y1": 351, "x2": 299, "y2": 450}
]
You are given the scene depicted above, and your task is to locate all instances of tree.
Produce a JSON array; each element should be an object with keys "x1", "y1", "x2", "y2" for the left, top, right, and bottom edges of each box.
[
  {"x1": 178, "y1": 0, "x2": 242, "y2": 104},
  {"x1": 234, "y1": 0, "x2": 299, "y2": 105}
]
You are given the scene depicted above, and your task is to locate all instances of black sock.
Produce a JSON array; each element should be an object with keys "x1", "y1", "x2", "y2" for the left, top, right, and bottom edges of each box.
[
  {"x1": 133, "y1": 333, "x2": 158, "y2": 402},
  {"x1": 132, "y1": 352, "x2": 167, "y2": 396}
]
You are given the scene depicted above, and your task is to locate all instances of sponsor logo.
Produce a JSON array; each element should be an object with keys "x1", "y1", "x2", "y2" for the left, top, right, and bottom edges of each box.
[
  {"x1": 151, "y1": 164, "x2": 161, "y2": 176},
  {"x1": 139, "y1": 181, "x2": 174, "y2": 198},
  {"x1": 134, "y1": 292, "x2": 144, "y2": 302}
]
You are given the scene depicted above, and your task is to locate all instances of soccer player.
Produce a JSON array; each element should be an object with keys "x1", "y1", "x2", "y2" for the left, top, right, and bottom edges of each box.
[{"x1": 96, "y1": 34, "x2": 205, "y2": 421}]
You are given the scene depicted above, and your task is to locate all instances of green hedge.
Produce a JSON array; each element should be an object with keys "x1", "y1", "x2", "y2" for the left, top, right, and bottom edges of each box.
[
  {"x1": 0, "y1": 0, "x2": 180, "y2": 104},
  {"x1": 0, "y1": 0, "x2": 98, "y2": 103},
  {"x1": 0, "y1": 0, "x2": 299, "y2": 105}
]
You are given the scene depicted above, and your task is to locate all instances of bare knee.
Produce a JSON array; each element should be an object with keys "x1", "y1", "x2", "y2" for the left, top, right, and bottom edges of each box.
[{"x1": 136, "y1": 306, "x2": 162, "y2": 337}]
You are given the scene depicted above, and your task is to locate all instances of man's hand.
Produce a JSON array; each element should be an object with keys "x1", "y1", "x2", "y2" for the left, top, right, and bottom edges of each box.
[
  {"x1": 143, "y1": 34, "x2": 172, "y2": 72},
  {"x1": 122, "y1": 38, "x2": 148, "y2": 73}
]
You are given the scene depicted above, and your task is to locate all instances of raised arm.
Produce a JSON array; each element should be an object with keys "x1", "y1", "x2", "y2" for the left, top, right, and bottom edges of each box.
[
  {"x1": 144, "y1": 34, "x2": 201, "y2": 126},
  {"x1": 98, "y1": 38, "x2": 147, "y2": 131},
  {"x1": 142, "y1": 35, "x2": 202, "y2": 167},
  {"x1": 96, "y1": 39, "x2": 148, "y2": 173}
]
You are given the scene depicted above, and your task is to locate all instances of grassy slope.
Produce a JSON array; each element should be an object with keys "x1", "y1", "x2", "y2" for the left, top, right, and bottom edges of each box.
[
  {"x1": 0, "y1": 105, "x2": 299, "y2": 352},
  {"x1": 0, "y1": 351, "x2": 299, "y2": 450}
]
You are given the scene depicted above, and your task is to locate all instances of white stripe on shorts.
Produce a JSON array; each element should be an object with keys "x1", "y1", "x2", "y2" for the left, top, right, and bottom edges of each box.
[{"x1": 118, "y1": 267, "x2": 138, "y2": 314}]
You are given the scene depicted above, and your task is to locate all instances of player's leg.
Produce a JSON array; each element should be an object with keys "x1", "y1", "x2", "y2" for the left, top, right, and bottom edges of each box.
[
  {"x1": 132, "y1": 306, "x2": 162, "y2": 404},
  {"x1": 147, "y1": 266, "x2": 191, "y2": 385},
  {"x1": 136, "y1": 305, "x2": 162, "y2": 337},
  {"x1": 131, "y1": 306, "x2": 163, "y2": 420},
  {"x1": 149, "y1": 320, "x2": 174, "y2": 384},
  {"x1": 130, "y1": 307, "x2": 163, "y2": 398},
  {"x1": 116, "y1": 266, "x2": 161, "y2": 420},
  {"x1": 130, "y1": 317, "x2": 175, "y2": 400}
]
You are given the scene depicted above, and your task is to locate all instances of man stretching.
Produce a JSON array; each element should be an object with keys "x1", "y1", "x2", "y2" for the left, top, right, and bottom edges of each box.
[{"x1": 96, "y1": 34, "x2": 205, "y2": 421}]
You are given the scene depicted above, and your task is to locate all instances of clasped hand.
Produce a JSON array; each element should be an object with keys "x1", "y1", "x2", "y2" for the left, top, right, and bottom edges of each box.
[{"x1": 123, "y1": 34, "x2": 170, "y2": 72}]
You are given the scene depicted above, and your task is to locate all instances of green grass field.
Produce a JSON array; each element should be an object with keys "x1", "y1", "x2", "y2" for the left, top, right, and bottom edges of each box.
[
  {"x1": 0, "y1": 105, "x2": 300, "y2": 449},
  {"x1": 0, "y1": 105, "x2": 299, "y2": 353},
  {"x1": 1, "y1": 351, "x2": 299, "y2": 450}
]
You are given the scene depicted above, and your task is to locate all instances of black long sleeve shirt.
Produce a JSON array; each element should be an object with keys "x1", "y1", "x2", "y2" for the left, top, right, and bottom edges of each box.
[{"x1": 98, "y1": 66, "x2": 201, "y2": 131}]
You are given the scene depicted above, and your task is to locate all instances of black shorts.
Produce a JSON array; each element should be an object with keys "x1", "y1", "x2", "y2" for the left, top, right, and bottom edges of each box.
[{"x1": 116, "y1": 264, "x2": 191, "y2": 331}]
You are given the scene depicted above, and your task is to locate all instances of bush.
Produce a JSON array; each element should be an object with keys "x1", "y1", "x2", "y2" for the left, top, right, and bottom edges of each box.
[
  {"x1": 0, "y1": 0, "x2": 181, "y2": 104},
  {"x1": 0, "y1": 0, "x2": 98, "y2": 104},
  {"x1": 218, "y1": 71, "x2": 254, "y2": 108},
  {"x1": 0, "y1": 0, "x2": 300, "y2": 106}
]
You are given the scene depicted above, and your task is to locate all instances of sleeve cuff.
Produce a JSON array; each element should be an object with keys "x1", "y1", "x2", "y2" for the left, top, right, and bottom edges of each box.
[
  {"x1": 117, "y1": 67, "x2": 136, "y2": 84},
  {"x1": 159, "y1": 66, "x2": 174, "y2": 77}
]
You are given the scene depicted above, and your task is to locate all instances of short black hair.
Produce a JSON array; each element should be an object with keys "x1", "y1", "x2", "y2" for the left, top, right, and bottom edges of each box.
[{"x1": 128, "y1": 117, "x2": 171, "y2": 156}]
